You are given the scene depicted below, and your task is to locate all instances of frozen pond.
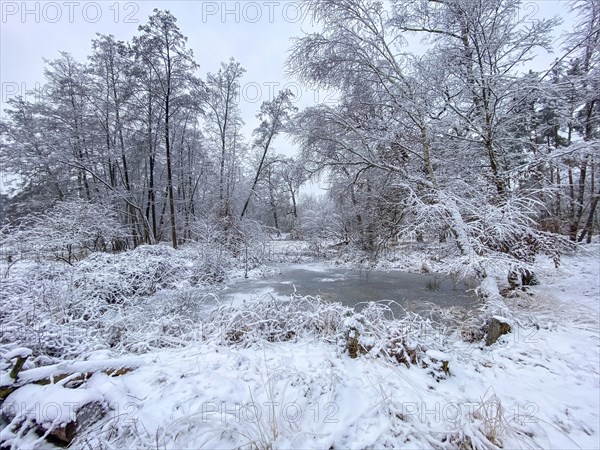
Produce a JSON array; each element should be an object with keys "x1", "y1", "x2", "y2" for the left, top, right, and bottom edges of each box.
[{"x1": 217, "y1": 264, "x2": 479, "y2": 314}]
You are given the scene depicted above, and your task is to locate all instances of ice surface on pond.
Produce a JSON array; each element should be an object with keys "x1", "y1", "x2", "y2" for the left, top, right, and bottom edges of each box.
[{"x1": 217, "y1": 264, "x2": 479, "y2": 314}]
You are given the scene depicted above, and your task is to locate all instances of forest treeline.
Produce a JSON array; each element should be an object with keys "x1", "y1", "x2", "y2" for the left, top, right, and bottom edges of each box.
[{"x1": 0, "y1": 0, "x2": 598, "y2": 274}]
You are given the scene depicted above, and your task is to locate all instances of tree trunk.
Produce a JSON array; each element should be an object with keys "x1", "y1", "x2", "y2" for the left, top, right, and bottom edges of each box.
[
  {"x1": 578, "y1": 189, "x2": 599, "y2": 243},
  {"x1": 165, "y1": 95, "x2": 178, "y2": 249},
  {"x1": 570, "y1": 156, "x2": 589, "y2": 240},
  {"x1": 240, "y1": 138, "x2": 272, "y2": 220}
]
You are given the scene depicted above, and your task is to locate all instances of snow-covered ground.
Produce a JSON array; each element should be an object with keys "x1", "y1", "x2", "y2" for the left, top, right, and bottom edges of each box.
[{"x1": 1, "y1": 243, "x2": 599, "y2": 449}]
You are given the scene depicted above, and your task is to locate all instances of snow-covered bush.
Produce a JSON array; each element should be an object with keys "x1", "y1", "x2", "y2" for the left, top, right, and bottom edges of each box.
[
  {"x1": 200, "y1": 296, "x2": 449, "y2": 371},
  {"x1": 0, "y1": 237, "x2": 272, "y2": 358},
  {"x1": 73, "y1": 245, "x2": 182, "y2": 304},
  {"x1": 188, "y1": 217, "x2": 269, "y2": 276},
  {"x1": 297, "y1": 196, "x2": 346, "y2": 243},
  {"x1": 3, "y1": 200, "x2": 129, "y2": 264},
  {"x1": 402, "y1": 189, "x2": 577, "y2": 281},
  {"x1": 0, "y1": 262, "x2": 101, "y2": 360}
]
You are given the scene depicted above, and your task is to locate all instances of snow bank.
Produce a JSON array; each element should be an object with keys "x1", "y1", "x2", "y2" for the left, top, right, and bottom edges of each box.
[{"x1": 2, "y1": 384, "x2": 103, "y2": 428}]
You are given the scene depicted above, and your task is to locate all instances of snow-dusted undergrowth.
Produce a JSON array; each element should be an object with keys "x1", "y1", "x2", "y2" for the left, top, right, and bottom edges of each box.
[
  {"x1": 1, "y1": 243, "x2": 599, "y2": 449},
  {"x1": 0, "y1": 241, "x2": 271, "y2": 357},
  {"x1": 0, "y1": 242, "x2": 456, "y2": 360}
]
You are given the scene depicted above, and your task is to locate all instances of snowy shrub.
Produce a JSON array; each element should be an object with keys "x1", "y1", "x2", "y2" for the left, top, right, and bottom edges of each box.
[
  {"x1": 199, "y1": 296, "x2": 449, "y2": 373},
  {"x1": 442, "y1": 387, "x2": 537, "y2": 450},
  {"x1": 0, "y1": 240, "x2": 259, "y2": 359},
  {"x1": 73, "y1": 245, "x2": 182, "y2": 304},
  {"x1": 0, "y1": 263, "x2": 103, "y2": 360},
  {"x1": 298, "y1": 196, "x2": 346, "y2": 242},
  {"x1": 198, "y1": 295, "x2": 347, "y2": 346},
  {"x1": 72, "y1": 240, "x2": 262, "y2": 307},
  {"x1": 402, "y1": 189, "x2": 577, "y2": 281},
  {"x1": 4, "y1": 200, "x2": 129, "y2": 264},
  {"x1": 188, "y1": 217, "x2": 269, "y2": 277}
]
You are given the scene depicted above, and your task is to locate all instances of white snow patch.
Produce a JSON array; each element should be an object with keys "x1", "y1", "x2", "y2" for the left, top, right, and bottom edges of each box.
[
  {"x1": 3, "y1": 347, "x2": 33, "y2": 360},
  {"x1": 425, "y1": 349, "x2": 452, "y2": 361},
  {"x1": 3, "y1": 384, "x2": 103, "y2": 428}
]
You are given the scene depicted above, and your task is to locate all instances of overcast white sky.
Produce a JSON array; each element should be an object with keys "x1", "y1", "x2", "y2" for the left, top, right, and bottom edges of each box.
[
  {"x1": 0, "y1": 0, "x2": 577, "y2": 194},
  {"x1": 0, "y1": 1, "x2": 575, "y2": 120}
]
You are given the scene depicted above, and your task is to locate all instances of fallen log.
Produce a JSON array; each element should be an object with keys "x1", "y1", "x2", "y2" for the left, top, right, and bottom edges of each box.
[
  {"x1": 1, "y1": 384, "x2": 106, "y2": 445},
  {"x1": 1, "y1": 356, "x2": 144, "y2": 401},
  {"x1": 16, "y1": 357, "x2": 144, "y2": 384}
]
